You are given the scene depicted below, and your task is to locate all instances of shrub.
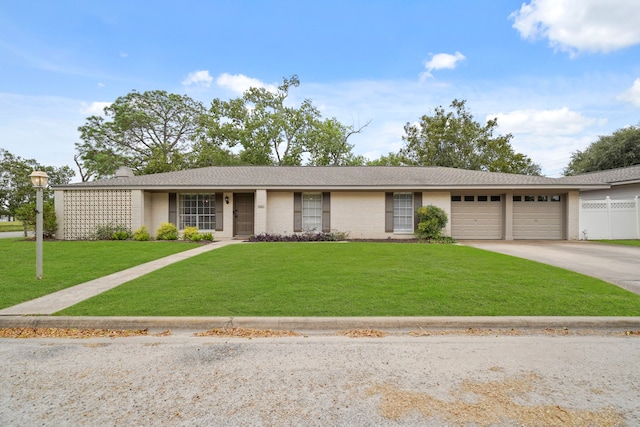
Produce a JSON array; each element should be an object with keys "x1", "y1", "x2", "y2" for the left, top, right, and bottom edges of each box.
[
  {"x1": 156, "y1": 222, "x2": 178, "y2": 240},
  {"x1": 190, "y1": 233, "x2": 203, "y2": 242},
  {"x1": 249, "y1": 230, "x2": 349, "y2": 242},
  {"x1": 415, "y1": 205, "x2": 449, "y2": 242},
  {"x1": 133, "y1": 225, "x2": 151, "y2": 241},
  {"x1": 200, "y1": 232, "x2": 214, "y2": 241},
  {"x1": 112, "y1": 229, "x2": 131, "y2": 240},
  {"x1": 182, "y1": 226, "x2": 199, "y2": 241},
  {"x1": 91, "y1": 224, "x2": 131, "y2": 241}
]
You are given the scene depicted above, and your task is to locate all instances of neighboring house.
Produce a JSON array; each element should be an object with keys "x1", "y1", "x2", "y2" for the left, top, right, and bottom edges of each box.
[
  {"x1": 559, "y1": 165, "x2": 640, "y2": 240},
  {"x1": 559, "y1": 164, "x2": 640, "y2": 200},
  {"x1": 53, "y1": 166, "x2": 611, "y2": 241}
]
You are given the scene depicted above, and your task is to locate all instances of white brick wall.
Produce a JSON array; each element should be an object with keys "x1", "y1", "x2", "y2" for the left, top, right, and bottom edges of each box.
[
  {"x1": 147, "y1": 193, "x2": 168, "y2": 238},
  {"x1": 331, "y1": 192, "x2": 390, "y2": 239},
  {"x1": 566, "y1": 190, "x2": 580, "y2": 240},
  {"x1": 266, "y1": 191, "x2": 294, "y2": 235}
]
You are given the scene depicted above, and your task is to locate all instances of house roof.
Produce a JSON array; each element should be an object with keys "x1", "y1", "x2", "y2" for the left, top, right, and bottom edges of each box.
[
  {"x1": 556, "y1": 164, "x2": 640, "y2": 185},
  {"x1": 55, "y1": 166, "x2": 609, "y2": 191}
]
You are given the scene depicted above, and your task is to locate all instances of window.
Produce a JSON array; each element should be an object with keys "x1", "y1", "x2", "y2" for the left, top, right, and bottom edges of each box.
[
  {"x1": 491, "y1": 195, "x2": 501, "y2": 202},
  {"x1": 451, "y1": 195, "x2": 462, "y2": 202},
  {"x1": 538, "y1": 195, "x2": 548, "y2": 202},
  {"x1": 302, "y1": 193, "x2": 322, "y2": 231},
  {"x1": 464, "y1": 195, "x2": 475, "y2": 202},
  {"x1": 524, "y1": 195, "x2": 535, "y2": 202},
  {"x1": 179, "y1": 194, "x2": 215, "y2": 230},
  {"x1": 477, "y1": 196, "x2": 488, "y2": 202},
  {"x1": 394, "y1": 192, "x2": 413, "y2": 232},
  {"x1": 551, "y1": 195, "x2": 561, "y2": 202},
  {"x1": 513, "y1": 196, "x2": 522, "y2": 202}
]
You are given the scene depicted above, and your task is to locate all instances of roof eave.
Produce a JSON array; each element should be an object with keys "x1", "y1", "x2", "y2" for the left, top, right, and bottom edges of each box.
[{"x1": 54, "y1": 183, "x2": 608, "y2": 191}]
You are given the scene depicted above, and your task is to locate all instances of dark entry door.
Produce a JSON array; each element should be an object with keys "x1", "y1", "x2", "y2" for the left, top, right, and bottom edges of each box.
[{"x1": 233, "y1": 193, "x2": 255, "y2": 236}]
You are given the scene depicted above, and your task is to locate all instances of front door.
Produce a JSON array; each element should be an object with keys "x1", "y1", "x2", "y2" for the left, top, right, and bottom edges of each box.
[{"x1": 233, "y1": 193, "x2": 255, "y2": 236}]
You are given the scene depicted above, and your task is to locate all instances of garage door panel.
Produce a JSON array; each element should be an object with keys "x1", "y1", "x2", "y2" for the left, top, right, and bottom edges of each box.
[
  {"x1": 513, "y1": 196, "x2": 563, "y2": 239},
  {"x1": 451, "y1": 197, "x2": 503, "y2": 239}
]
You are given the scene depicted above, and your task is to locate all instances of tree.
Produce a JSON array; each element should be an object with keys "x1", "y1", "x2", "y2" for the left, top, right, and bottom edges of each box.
[
  {"x1": 206, "y1": 75, "x2": 365, "y2": 166},
  {"x1": 366, "y1": 152, "x2": 407, "y2": 166},
  {"x1": 75, "y1": 90, "x2": 208, "y2": 180},
  {"x1": 306, "y1": 118, "x2": 369, "y2": 166},
  {"x1": 400, "y1": 99, "x2": 541, "y2": 175},
  {"x1": 564, "y1": 125, "x2": 640, "y2": 175},
  {"x1": 0, "y1": 148, "x2": 74, "y2": 222}
]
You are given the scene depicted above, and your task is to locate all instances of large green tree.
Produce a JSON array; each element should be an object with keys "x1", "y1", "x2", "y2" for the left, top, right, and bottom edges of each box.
[
  {"x1": 564, "y1": 125, "x2": 640, "y2": 175},
  {"x1": 75, "y1": 90, "x2": 208, "y2": 180},
  {"x1": 400, "y1": 99, "x2": 541, "y2": 175},
  {"x1": 0, "y1": 148, "x2": 74, "y2": 220},
  {"x1": 206, "y1": 75, "x2": 366, "y2": 166}
]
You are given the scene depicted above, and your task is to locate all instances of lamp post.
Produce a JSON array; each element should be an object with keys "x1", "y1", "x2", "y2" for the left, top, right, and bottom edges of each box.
[{"x1": 29, "y1": 171, "x2": 49, "y2": 280}]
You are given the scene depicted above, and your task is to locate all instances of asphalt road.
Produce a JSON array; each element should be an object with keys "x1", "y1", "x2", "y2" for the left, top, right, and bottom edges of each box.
[{"x1": 1, "y1": 332, "x2": 639, "y2": 426}]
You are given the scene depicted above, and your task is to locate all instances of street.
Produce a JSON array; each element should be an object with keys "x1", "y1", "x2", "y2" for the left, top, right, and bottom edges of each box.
[{"x1": 1, "y1": 332, "x2": 638, "y2": 426}]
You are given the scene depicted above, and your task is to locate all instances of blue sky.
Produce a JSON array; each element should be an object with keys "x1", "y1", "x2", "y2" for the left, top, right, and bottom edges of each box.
[{"x1": 1, "y1": 0, "x2": 639, "y2": 179}]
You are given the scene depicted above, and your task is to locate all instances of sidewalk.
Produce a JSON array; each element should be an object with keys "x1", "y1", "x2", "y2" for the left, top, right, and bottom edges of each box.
[{"x1": 0, "y1": 239, "x2": 244, "y2": 316}]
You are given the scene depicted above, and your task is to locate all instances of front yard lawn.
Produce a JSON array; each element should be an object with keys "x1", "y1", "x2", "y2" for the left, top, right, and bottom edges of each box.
[
  {"x1": 0, "y1": 239, "x2": 200, "y2": 309},
  {"x1": 57, "y1": 242, "x2": 640, "y2": 316}
]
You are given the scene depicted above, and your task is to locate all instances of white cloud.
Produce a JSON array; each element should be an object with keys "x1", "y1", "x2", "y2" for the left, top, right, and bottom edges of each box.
[
  {"x1": 181, "y1": 70, "x2": 213, "y2": 88},
  {"x1": 510, "y1": 0, "x2": 640, "y2": 56},
  {"x1": 617, "y1": 78, "x2": 640, "y2": 106},
  {"x1": 489, "y1": 107, "x2": 603, "y2": 176},
  {"x1": 420, "y1": 52, "x2": 466, "y2": 80},
  {"x1": 79, "y1": 101, "x2": 111, "y2": 115},
  {"x1": 215, "y1": 73, "x2": 277, "y2": 94},
  {"x1": 491, "y1": 107, "x2": 596, "y2": 137}
]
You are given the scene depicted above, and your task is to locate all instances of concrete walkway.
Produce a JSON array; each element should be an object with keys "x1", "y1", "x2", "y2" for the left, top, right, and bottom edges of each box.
[
  {"x1": 0, "y1": 231, "x2": 30, "y2": 239},
  {"x1": 0, "y1": 239, "x2": 244, "y2": 316}
]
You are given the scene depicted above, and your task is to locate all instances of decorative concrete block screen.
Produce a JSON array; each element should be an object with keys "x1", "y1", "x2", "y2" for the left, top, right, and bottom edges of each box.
[
  {"x1": 63, "y1": 190, "x2": 132, "y2": 240},
  {"x1": 579, "y1": 196, "x2": 640, "y2": 240}
]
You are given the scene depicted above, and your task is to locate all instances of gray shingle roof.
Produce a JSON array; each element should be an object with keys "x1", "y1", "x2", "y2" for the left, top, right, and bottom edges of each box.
[
  {"x1": 556, "y1": 164, "x2": 640, "y2": 185},
  {"x1": 55, "y1": 166, "x2": 608, "y2": 190}
]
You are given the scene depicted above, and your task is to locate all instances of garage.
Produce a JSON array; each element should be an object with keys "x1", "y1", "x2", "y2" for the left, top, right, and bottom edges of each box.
[
  {"x1": 451, "y1": 195, "x2": 503, "y2": 239},
  {"x1": 513, "y1": 195, "x2": 563, "y2": 239}
]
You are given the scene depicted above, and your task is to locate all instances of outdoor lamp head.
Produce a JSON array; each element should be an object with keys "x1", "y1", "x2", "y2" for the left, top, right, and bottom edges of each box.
[
  {"x1": 225, "y1": 196, "x2": 229, "y2": 204},
  {"x1": 29, "y1": 171, "x2": 49, "y2": 188}
]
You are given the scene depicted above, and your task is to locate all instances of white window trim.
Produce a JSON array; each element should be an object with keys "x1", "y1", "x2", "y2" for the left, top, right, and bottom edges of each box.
[
  {"x1": 178, "y1": 193, "x2": 216, "y2": 230},
  {"x1": 393, "y1": 192, "x2": 413, "y2": 233},
  {"x1": 302, "y1": 192, "x2": 322, "y2": 232}
]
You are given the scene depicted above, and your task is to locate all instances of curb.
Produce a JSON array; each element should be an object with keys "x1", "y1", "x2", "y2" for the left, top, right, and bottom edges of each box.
[{"x1": 2, "y1": 316, "x2": 640, "y2": 331}]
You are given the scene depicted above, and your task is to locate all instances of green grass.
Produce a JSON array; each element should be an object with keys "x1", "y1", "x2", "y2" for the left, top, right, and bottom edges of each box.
[
  {"x1": 0, "y1": 221, "x2": 24, "y2": 232},
  {"x1": 595, "y1": 240, "x2": 640, "y2": 247},
  {"x1": 0, "y1": 239, "x2": 200, "y2": 309},
  {"x1": 58, "y1": 243, "x2": 640, "y2": 317}
]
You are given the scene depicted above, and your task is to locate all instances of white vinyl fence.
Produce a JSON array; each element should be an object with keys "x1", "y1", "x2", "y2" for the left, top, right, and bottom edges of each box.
[{"x1": 579, "y1": 196, "x2": 640, "y2": 240}]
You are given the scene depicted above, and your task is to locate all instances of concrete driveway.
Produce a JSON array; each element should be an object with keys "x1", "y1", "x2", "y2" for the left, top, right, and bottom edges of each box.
[{"x1": 463, "y1": 240, "x2": 640, "y2": 295}]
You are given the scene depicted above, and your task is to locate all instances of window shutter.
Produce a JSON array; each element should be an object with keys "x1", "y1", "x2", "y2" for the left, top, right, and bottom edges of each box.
[
  {"x1": 385, "y1": 192, "x2": 394, "y2": 232},
  {"x1": 322, "y1": 192, "x2": 331, "y2": 232},
  {"x1": 215, "y1": 192, "x2": 223, "y2": 231},
  {"x1": 168, "y1": 193, "x2": 177, "y2": 226},
  {"x1": 414, "y1": 192, "x2": 422, "y2": 231},
  {"x1": 293, "y1": 192, "x2": 302, "y2": 232}
]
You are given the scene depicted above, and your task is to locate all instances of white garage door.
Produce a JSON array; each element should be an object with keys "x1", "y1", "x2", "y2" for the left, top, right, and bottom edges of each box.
[
  {"x1": 513, "y1": 195, "x2": 563, "y2": 239},
  {"x1": 451, "y1": 195, "x2": 503, "y2": 239}
]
